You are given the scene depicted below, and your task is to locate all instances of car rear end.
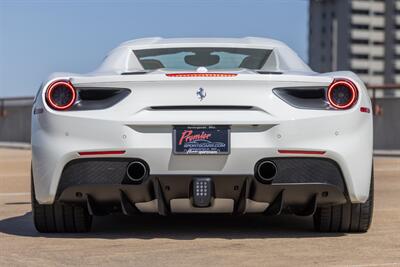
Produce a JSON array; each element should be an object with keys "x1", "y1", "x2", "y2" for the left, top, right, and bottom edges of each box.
[
  {"x1": 32, "y1": 70, "x2": 371, "y2": 207},
  {"x1": 31, "y1": 39, "x2": 373, "y2": 233}
]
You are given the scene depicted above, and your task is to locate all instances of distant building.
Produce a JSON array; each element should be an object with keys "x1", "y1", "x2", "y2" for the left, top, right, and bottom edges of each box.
[{"x1": 309, "y1": 0, "x2": 400, "y2": 85}]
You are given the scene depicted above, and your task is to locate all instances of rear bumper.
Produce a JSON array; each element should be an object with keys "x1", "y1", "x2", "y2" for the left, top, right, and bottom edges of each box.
[
  {"x1": 53, "y1": 157, "x2": 347, "y2": 215},
  {"x1": 32, "y1": 129, "x2": 372, "y2": 206},
  {"x1": 31, "y1": 100, "x2": 373, "y2": 204}
]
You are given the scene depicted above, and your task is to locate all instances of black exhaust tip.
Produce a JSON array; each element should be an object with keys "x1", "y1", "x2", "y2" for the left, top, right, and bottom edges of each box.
[
  {"x1": 126, "y1": 161, "x2": 148, "y2": 182},
  {"x1": 255, "y1": 160, "x2": 277, "y2": 183}
]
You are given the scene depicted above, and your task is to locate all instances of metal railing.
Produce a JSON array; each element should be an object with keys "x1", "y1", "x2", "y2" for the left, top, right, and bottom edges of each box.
[
  {"x1": 0, "y1": 96, "x2": 34, "y2": 117},
  {"x1": 367, "y1": 84, "x2": 400, "y2": 116}
]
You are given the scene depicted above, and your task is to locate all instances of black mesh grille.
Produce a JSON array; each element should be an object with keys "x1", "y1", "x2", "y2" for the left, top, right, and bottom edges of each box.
[
  {"x1": 58, "y1": 159, "x2": 132, "y2": 195},
  {"x1": 270, "y1": 158, "x2": 344, "y2": 189},
  {"x1": 57, "y1": 157, "x2": 345, "y2": 196}
]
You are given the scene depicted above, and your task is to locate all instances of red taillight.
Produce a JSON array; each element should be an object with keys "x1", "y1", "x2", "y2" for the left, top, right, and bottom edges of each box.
[
  {"x1": 327, "y1": 79, "x2": 358, "y2": 109},
  {"x1": 78, "y1": 150, "x2": 126, "y2": 156},
  {"x1": 45, "y1": 80, "x2": 76, "y2": 110},
  {"x1": 278, "y1": 150, "x2": 326, "y2": 155},
  {"x1": 166, "y1": 73, "x2": 237, "y2": 77}
]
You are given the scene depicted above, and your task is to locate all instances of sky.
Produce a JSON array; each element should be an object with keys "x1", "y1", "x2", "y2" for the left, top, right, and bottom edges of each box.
[{"x1": 0, "y1": 0, "x2": 308, "y2": 97}]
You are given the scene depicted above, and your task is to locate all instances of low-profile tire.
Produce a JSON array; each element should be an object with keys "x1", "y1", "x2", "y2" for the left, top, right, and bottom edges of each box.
[
  {"x1": 313, "y1": 170, "x2": 374, "y2": 233},
  {"x1": 31, "y1": 171, "x2": 92, "y2": 233}
]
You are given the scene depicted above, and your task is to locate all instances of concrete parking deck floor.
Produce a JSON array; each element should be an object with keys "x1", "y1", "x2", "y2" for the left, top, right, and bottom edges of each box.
[{"x1": 0, "y1": 148, "x2": 399, "y2": 266}]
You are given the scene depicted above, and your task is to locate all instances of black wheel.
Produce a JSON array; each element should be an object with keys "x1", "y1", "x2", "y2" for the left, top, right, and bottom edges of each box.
[
  {"x1": 314, "y1": 170, "x2": 374, "y2": 233},
  {"x1": 31, "y1": 170, "x2": 92, "y2": 233}
]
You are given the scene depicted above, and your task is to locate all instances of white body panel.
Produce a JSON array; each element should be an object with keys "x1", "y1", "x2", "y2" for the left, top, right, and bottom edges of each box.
[{"x1": 31, "y1": 38, "x2": 373, "y2": 208}]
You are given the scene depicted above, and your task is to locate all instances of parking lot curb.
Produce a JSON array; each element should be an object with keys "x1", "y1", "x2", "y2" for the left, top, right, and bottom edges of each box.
[
  {"x1": 0, "y1": 142, "x2": 31, "y2": 150},
  {"x1": 374, "y1": 150, "x2": 400, "y2": 157}
]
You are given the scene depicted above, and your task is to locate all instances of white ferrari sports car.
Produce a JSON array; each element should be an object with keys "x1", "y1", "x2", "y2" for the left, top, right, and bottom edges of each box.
[{"x1": 31, "y1": 37, "x2": 373, "y2": 233}]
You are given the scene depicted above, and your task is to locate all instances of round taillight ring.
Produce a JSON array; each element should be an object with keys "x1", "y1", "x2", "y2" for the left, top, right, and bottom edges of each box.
[
  {"x1": 327, "y1": 79, "x2": 358, "y2": 109},
  {"x1": 45, "y1": 80, "x2": 76, "y2": 111}
]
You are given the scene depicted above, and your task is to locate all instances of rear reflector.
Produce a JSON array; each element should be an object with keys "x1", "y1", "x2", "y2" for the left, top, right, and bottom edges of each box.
[
  {"x1": 278, "y1": 150, "x2": 326, "y2": 155},
  {"x1": 360, "y1": 107, "x2": 371, "y2": 113},
  {"x1": 78, "y1": 150, "x2": 126, "y2": 156},
  {"x1": 166, "y1": 73, "x2": 237, "y2": 77}
]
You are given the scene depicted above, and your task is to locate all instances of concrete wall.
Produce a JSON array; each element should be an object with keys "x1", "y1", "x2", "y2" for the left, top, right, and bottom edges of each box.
[
  {"x1": 0, "y1": 98, "x2": 33, "y2": 143},
  {"x1": 0, "y1": 97, "x2": 399, "y2": 149},
  {"x1": 373, "y1": 98, "x2": 400, "y2": 149}
]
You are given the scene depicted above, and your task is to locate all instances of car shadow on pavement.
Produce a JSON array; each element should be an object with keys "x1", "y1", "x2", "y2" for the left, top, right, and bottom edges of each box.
[{"x1": 0, "y1": 211, "x2": 345, "y2": 239}]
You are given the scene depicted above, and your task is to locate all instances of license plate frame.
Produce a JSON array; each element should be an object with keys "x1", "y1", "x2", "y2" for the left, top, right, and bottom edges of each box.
[{"x1": 173, "y1": 125, "x2": 231, "y2": 155}]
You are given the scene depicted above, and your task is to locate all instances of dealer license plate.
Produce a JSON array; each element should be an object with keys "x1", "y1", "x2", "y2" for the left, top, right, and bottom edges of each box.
[{"x1": 173, "y1": 126, "x2": 230, "y2": 155}]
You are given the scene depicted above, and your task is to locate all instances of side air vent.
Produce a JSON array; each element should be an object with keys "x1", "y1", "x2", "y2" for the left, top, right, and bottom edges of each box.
[
  {"x1": 72, "y1": 88, "x2": 131, "y2": 111},
  {"x1": 273, "y1": 87, "x2": 329, "y2": 109},
  {"x1": 79, "y1": 89, "x2": 125, "y2": 101},
  {"x1": 281, "y1": 88, "x2": 326, "y2": 99}
]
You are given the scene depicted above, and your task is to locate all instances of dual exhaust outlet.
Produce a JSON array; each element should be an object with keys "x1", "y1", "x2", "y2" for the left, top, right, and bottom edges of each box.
[
  {"x1": 125, "y1": 159, "x2": 277, "y2": 184},
  {"x1": 255, "y1": 160, "x2": 277, "y2": 183},
  {"x1": 126, "y1": 161, "x2": 148, "y2": 183}
]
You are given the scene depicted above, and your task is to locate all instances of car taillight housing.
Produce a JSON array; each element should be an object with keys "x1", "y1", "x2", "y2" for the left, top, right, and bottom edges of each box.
[
  {"x1": 327, "y1": 79, "x2": 358, "y2": 109},
  {"x1": 45, "y1": 80, "x2": 76, "y2": 110}
]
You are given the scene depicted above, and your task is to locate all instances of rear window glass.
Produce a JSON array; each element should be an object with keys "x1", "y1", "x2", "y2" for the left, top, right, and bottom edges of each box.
[{"x1": 134, "y1": 47, "x2": 272, "y2": 70}]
